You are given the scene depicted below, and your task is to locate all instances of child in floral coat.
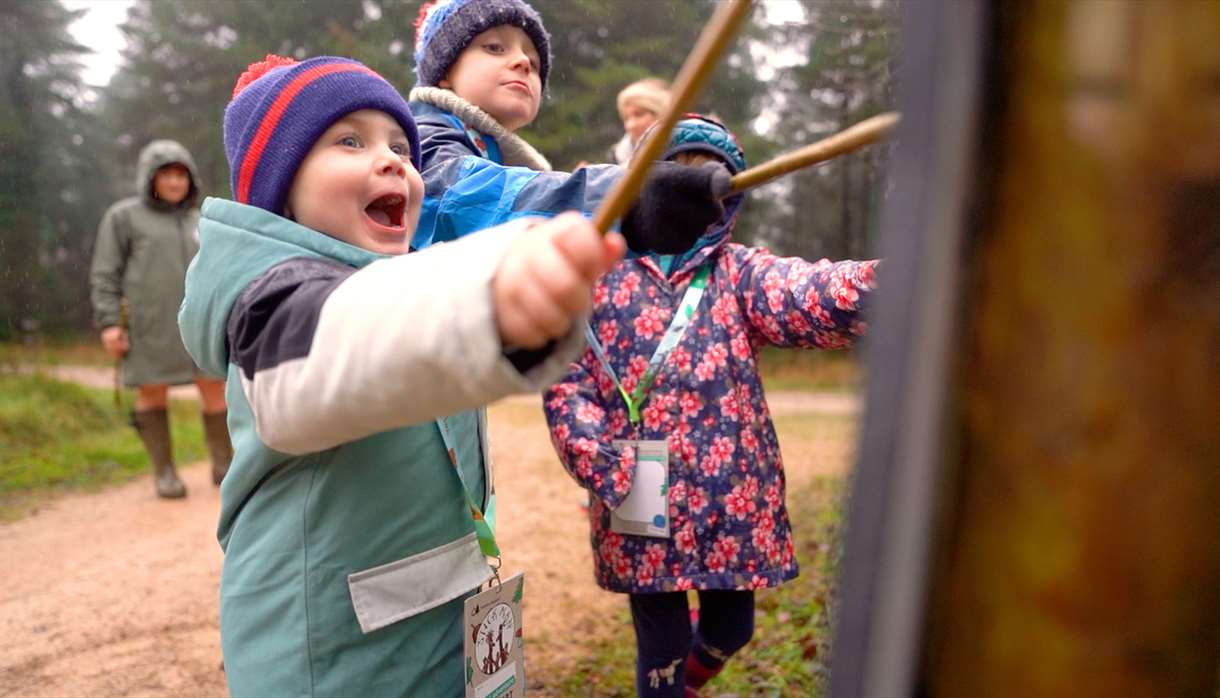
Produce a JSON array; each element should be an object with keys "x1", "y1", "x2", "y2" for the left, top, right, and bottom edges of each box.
[{"x1": 542, "y1": 115, "x2": 880, "y2": 697}]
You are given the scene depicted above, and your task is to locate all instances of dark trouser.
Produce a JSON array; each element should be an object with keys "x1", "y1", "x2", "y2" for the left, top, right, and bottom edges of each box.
[{"x1": 629, "y1": 589, "x2": 755, "y2": 697}]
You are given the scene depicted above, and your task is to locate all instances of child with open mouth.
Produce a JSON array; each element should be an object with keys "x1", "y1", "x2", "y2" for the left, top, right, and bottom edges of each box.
[{"x1": 178, "y1": 53, "x2": 625, "y2": 697}]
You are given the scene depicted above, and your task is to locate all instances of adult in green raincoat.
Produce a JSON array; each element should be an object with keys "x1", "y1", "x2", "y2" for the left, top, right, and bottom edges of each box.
[{"x1": 89, "y1": 139, "x2": 233, "y2": 498}]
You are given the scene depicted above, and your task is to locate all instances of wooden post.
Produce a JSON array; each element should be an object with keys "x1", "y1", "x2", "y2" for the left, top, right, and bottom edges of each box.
[
  {"x1": 925, "y1": 1, "x2": 1220, "y2": 696},
  {"x1": 832, "y1": 1, "x2": 1220, "y2": 696}
]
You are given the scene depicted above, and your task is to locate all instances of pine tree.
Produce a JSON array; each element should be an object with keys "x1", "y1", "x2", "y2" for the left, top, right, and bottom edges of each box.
[
  {"x1": 0, "y1": 0, "x2": 95, "y2": 338},
  {"x1": 523, "y1": 0, "x2": 773, "y2": 243},
  {"x1": 758, "y1": 0, "x2": 898, "y2": 260},
  {"x1": 101, "y1": 0, "x2": 400, "y2": 202}
]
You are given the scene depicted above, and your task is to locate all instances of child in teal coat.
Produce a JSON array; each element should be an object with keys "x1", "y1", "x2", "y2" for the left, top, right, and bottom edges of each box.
[{"x1": 178, "y1": 54, "x2": 624, "y2": 697}]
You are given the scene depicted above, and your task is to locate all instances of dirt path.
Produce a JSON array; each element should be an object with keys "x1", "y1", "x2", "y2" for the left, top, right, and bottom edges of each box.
[
  {"x1": 0, "y1": 465, "x2": 227, "y2": 697},
  {"x1": 1, "y1": 370, "x2": 857, "y2": 696}
]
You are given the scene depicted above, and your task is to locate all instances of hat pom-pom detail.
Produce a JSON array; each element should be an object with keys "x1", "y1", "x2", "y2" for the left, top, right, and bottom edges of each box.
[
  {"x1": 232, "y1": 54, "x2": 298, "y2": 98},
  {"x1": 415, "y1": 2, "x2": 439, "y2": 46}
]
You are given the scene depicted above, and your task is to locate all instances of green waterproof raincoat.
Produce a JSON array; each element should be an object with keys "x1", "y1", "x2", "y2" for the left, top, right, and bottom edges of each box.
[{"x1": 90, "y1": 139, "x2": 203, "y2": 386}]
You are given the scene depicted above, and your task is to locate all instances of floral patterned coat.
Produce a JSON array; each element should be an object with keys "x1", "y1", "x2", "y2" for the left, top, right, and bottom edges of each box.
[{"x1": 543, "y1": 215, "x2": 879, "y2": 594}]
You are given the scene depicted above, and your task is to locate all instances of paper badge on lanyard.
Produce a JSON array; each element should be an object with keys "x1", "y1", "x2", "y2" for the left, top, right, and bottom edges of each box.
[
  {"x1": 464, "y1": 572, "x2": 525, "y2": 698},
  {"x1": 609, "y1": 440, "x2": 670, "y2": 538},
  {"x1": 586, "y1": 266, "x2": 710, "y2": 540}
]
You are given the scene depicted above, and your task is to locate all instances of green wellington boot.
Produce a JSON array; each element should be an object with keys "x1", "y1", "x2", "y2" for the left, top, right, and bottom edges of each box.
[
  {"x1": 132, "y1": 408, "x2": 186, "y2": 498},
  {"x1": 202, "y1": 410, "x2": 233, "y2": 485}
]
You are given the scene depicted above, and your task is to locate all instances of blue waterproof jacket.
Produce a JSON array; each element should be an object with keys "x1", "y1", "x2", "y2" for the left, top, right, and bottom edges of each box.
[{"x1": 408, "y1": 93, "x2": 621, "y2": 249}]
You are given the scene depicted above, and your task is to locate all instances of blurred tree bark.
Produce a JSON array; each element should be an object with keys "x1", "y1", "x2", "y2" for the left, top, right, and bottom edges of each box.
[{"x1": 923, "y1": 1, "x2": 1220, "y2": 696}]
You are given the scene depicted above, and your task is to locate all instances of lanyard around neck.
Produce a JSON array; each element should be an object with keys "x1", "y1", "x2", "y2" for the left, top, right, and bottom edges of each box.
[
  {"x1": 435, "y1": 415, "x2": 499, "y2": 560},
  {"x1": 585, "y1": 264, "x2": 712, "y2": 424},
  {"x1": 464, "y1": 127, "x2": 502, "y2": 163}
]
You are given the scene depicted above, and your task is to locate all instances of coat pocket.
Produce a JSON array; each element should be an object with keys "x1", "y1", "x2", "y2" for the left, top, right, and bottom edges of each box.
[{"x1": 347, "y1": 531, "x2": 493, "y2": 634}]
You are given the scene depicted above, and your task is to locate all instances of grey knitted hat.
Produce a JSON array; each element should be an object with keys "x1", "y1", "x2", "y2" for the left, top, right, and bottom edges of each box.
[{"x1": 413, "y1": 0, "x2": 552, "y2": 90}]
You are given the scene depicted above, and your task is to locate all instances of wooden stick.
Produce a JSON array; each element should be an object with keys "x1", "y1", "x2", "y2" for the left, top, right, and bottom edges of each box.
[
  {"x1": 591, "y1": 0, "x2": 755, "y2": 233},
  {"x1": 728, "y1": 112, "x2": 901, "y2": 195}
]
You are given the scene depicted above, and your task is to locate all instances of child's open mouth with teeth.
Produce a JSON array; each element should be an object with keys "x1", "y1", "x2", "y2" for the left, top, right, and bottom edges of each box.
[{"x1": 365, "y1": 193, "x2": 407, "y2": 230}]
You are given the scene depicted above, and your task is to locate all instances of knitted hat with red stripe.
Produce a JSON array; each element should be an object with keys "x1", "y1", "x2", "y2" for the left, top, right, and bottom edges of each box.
[
  {"x1": 413, "y1": 0, "x2": 551, "y2": 91},
  {"x1": 223, "y1": 55, "x2": 420, "y2": 215}
]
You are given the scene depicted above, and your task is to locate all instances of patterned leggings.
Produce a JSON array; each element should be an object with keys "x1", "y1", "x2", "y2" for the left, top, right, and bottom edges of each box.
[{"x1": 629, "y1": 589, "x2": 755, "y2": 697}]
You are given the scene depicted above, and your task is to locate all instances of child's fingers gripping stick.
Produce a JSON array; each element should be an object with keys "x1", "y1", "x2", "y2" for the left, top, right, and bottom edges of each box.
[{"x1": 493, "y1": 213, "x2": 625, "y2": 350}]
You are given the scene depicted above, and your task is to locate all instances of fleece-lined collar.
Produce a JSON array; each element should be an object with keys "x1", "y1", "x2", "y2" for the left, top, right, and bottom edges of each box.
[{"x1": 409, "y1": 86, "x2": 551, "y2": 171}]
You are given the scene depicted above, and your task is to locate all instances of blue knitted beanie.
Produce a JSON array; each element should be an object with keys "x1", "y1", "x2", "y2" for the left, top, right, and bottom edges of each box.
[
  {"x1": 223, "y1": 55, "x2": 421, "y2": 215},
  {"x1": 663, "y1": 114, "x2": 748, "y2": 174},
  {"x1": 413, "y1": 0, "x2": 552, "y2": 91}
]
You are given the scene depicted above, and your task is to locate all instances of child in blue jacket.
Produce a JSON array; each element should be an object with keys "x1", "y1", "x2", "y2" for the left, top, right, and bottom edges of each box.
[
  {"x1": 407, "y1": 0, "x2": 729, "y2": 256},
  {"x1": 179, "y1": 54, "x2": 624, "y2": 697},
  {"x1": 543, "y1": 116, "x2": 881, "y2": 697}
]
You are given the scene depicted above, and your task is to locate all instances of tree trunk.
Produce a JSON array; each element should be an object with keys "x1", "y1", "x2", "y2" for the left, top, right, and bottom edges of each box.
[{"x1": 923, "y1": 1, "x2": 1220, "y2": 696}]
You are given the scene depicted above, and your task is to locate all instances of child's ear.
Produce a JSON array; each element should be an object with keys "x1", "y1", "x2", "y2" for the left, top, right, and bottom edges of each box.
[{"x1": 438, "y1": 78, "x2": 452, "y2": 89}]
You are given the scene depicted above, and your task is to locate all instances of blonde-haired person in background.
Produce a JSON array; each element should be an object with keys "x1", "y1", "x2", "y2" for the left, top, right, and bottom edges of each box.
[{"x1": 612, "y1": 77, "x2": 670, "y2": 165}]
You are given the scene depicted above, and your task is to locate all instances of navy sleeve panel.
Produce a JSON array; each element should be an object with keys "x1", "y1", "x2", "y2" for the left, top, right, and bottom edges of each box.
[
  {"x1": 505, "y1": 340, "x2": 557, "y2": 374},
  {"x1": 416, "y1": 112, "x2": 481, "y2": 175},
  {"x1": 413, "y1": 104, "x2": 622, "y2": 216},
  {"x1": 226, "y1": 257, "x2": 356, "y2": 380}
]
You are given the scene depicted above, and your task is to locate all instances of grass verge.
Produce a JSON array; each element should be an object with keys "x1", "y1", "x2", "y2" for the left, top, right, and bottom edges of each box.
[
  {"x1": 0, "y1": 372, "x2": 206, "y2": 520},
  {"x1": 0, "y1": 336, "x2": 113, "y2": 370},
  {"x1": 544, "y1": 476, "x2": 845, "y2": 697},
  {"x1": 3, "y1": 339, "x2": 865, "y2": 393},
  {"x1": 758, "y1": 347, "x2": 862, "y2": 393}
]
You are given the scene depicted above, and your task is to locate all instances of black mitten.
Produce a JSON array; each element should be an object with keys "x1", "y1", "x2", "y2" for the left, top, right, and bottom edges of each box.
[{"x1": 620, "y1": 161, "x2": 732, "y2": 254}]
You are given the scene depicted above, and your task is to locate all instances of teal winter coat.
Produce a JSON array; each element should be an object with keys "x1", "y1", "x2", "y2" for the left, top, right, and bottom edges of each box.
[{"x1": 178, "y1": 198, "x2": 584, "y2": 697}]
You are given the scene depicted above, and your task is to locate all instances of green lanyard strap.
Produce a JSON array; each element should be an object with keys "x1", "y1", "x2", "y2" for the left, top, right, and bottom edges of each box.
[
  {"x1": 435, "y1": 415, "x2": 500, "y2": 560},
  {"x1": 585, "y1": 264, "x2": 712, "y2": 424}
]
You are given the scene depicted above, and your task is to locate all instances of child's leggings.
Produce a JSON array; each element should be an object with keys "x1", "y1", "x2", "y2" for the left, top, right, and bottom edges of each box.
[{"x1": 628, "y1": 589, "x2": 755, "y2": 697}]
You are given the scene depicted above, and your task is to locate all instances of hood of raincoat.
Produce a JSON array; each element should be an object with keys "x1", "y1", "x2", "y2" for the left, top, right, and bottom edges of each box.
[
  {"x1": 180, "y1": 197, "x2": 383, "y2": 378},
  {"x1": 136, "y1": 139, "x2": 201, "y2": 210}
]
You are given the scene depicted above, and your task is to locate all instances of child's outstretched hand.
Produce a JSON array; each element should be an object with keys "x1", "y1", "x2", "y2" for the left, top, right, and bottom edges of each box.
[
  {"x1": 493, "y1": 212, "x2": 626, "y2": 349},
  {"x1": 620, "y1": 161, "x2": 732, "y2": 255}
]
